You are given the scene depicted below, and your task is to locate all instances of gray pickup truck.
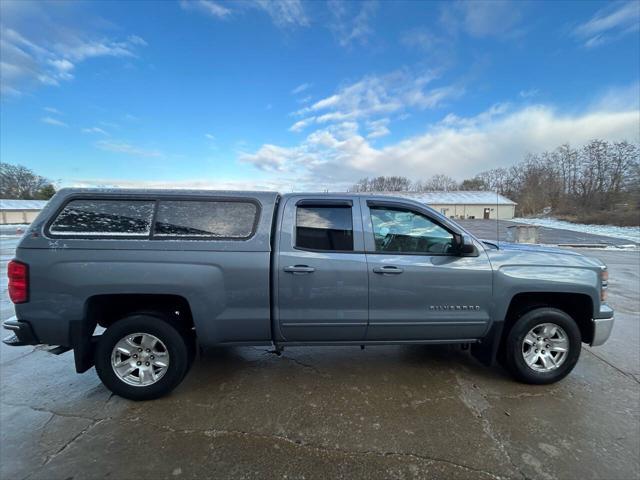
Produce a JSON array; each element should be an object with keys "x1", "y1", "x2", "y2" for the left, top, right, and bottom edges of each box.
[{"x1": 4, "y1": 189, "x2": 614, "y2": 400}]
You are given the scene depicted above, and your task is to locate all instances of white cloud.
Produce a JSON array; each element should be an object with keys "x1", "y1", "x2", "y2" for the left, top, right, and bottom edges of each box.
[
  {"x1": 366, "y1": 118, "x2": 390, "y2": 139},
  {"x1": 179, "y1": 0, "x2": 308, "y2": 29},
  {"x1": 441, "y1": 1, "x2": 524, "y2": 38},
  {"x1": 400, "y1": 29, "x2": 443, "y2": 51},
  {"x1": 95, "y1": 140, "x2": 162, "y2": 158},
  {"x1": 291, "y1": 69, "x2": 463, "y2": 132},
  {"x1": 440, "y1": 103, "x2": 510, "y2": 129},
  {"x1": 590, "y1": 82, "x2": 640, "y2": 112},
  {"x1": 400, "y1": 29, "x2": 456, "y2": 70},
  {"x1": 572, "y1": 1, "x2": 639, "y2": 48},
  {"x1": 204, "y1": 133, "x2": 218, "y2": 149},
  {"x1": 242, "y1": 102, "x2": 640, "y2": 188},
  {"x1": 375, "y1": 107, "x2": 638, "y2": 178},
  {"x1": 281, "y1": 68, "x2": 467, "y2": 182},
  {"x1": 309, "y1": 94, "x2": 341, "y2": 111},
  {"x1": 328, "y1": 0, "x2": 377, "y2": 47},
  {"x1": 127, "y1": 35, "x2": 148, "y2": 47},
  {"x1": 0, "y1": 5, "x2": 147, "y2": 95},
  {"x1": 179, "y1": 0, "x2": 232, "y2": 19},
  {"x1": 44, "y1": 106, "x2": 62, "y2": 114},
  {"x1": 41, "y1": 116, "x2": 68, "y2": 127},
  {"x1": 519, "y1": 89, "x2": 540, "y2": 99},
  {"x1": 289, "y1": 117, "x2": 315, "y2": 133},
  {"x1": 239, "y1": 144, "x2": 305, "y2": 172},
  {"x1": 82, "y1": 127, "x2": 109, "y2": 135},
  {"x1": 254, "y1": 0, "x2": 308, "y2": 28},
  {"x1": 291, "y1": 82, "x2": 311, "y2": 95},
  {"x1": 56, "y1": 40, "x2": 139, "y2": 63}
]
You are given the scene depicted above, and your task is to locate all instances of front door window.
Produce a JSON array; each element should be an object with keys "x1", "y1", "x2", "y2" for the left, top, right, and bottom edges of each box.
[{"x1": 370, "y1": 207, "x2": 455, "y2": 255}]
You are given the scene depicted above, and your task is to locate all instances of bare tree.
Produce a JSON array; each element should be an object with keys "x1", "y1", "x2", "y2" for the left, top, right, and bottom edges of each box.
[
  {"x1": 459, "y1": 177, "x2": 488, "y2": 191},
  {"x1": 415, "y1": 174, "x2": 459, "y2": 192},
  {"x1": 0, "y1": 163, "x2": 56, "y2": 199},
  {"x1": 608, "y1": 141, "x2": 637, "y2": 197},
  {"x1": 349, "y1": 176, "x2": 412, "y2": 192},
  {"x1": 470, "y1": 139, "x2": 638, "y2": 218}
]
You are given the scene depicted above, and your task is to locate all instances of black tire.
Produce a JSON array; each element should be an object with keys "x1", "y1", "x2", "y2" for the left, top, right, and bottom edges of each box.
[
  {"x1": 504, "y1": 307, "x2": 582, "y2": 384},
  {"x1": 95, "y1": 314, "x2": 190, "y2": 400}
]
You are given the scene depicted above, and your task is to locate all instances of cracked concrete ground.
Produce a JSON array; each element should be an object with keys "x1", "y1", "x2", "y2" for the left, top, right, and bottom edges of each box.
[{"x1": 1, "y1": 235, "x2": 638, "y2": 479}]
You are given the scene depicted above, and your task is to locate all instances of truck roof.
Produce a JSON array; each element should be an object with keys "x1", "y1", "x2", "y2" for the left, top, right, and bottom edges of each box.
[
  {"x1": 56, "y1": 188, "x2": 477, "y2": 202},
  {"x1": 54, "y1": 188, "x2": 431, "y2": 203},
  {"x1": 52, "y1": 188, "x2": 447, "y2": 213},
  {"x1": 54, "y1": 188, "x2": 280, "y2": 204},
  {"x1": 55, "y1": 187, "x2": 277, "y2": 196}
]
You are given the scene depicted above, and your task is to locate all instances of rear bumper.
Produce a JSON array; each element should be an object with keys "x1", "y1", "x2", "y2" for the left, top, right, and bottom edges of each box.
[
  {"x1": 3, "y1": 316, "x2": 91, "y2": 372},
  {"x1": 2, "y1": 316, "x2": 40, "y2": 346},
  {"x1": 591, "y1": 304, "x2": 614, "y2": 347}
]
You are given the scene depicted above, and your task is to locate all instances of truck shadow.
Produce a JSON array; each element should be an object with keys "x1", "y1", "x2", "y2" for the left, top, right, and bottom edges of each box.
[{"x1": 185, "y1": 343, "x2": 510, "y2": 386}]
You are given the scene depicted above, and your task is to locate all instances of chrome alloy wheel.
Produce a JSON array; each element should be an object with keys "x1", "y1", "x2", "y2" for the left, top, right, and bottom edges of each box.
[
  {"x1": 110, "y1": 333, "x2": 170, "y2": 386},
  {"x1": 522, "y1": 323, "x2": 569, "y2": 373}
]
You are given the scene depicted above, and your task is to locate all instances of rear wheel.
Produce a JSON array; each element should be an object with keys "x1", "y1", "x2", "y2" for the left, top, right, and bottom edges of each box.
[
  {"x1": 504, "y1": 308, "x2": 581, "y2": 384},
  {"x1": 95, "y1": 314, "x2": 190, "y2": 400}
]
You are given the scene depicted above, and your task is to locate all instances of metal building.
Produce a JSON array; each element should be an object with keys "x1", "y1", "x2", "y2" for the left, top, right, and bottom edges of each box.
[
  {"x1": 0, "y1": 199, "x2": 48, "y2": 225},
  {"x1": 390, "y1": 191, "x2": 517, "y2": 220}
]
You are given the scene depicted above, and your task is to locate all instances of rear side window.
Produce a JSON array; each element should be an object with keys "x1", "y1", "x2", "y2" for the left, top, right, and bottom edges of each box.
[
  {"x1": 49, "y1": 200, "x2": 154, "y2": 236},
  {"x1": 154, "y1": 200, "x2": 258, "y2": 238},
  {"x1": 296, "y1": 206, "x2": 353, "y2": 251}
]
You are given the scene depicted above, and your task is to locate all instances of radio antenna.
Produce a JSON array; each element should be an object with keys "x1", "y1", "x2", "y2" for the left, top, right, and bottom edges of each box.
[{"x1": 496, "y1": 188, "x2": 499, "y2": 244}]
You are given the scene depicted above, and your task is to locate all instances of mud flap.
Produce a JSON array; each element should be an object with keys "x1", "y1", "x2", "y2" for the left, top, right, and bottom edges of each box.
[
  {"x1": 69, "y1": 320, "x2": 96, "y2": 373},
  {"x1": 471, "y1": 321, "x2": 504, "y2": 366}
]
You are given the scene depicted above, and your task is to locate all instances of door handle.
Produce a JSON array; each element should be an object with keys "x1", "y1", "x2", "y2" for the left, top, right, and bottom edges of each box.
[
  {"x1": 284, "y1": 265, "x2": 316, "y2": 274},
  {"x1": 373, "y1": 266, "x2": 404, "y2": 274}
]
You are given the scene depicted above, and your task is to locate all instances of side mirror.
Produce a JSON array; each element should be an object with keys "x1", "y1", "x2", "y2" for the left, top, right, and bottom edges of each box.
[{"x1": 454, "y1": 234, "x2": 476, "y2": 255}]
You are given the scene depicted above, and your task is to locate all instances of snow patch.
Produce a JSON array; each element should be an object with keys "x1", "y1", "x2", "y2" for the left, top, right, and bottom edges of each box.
[{"x1": 513, "y1": 217, "x2": 640, "y2": 244}]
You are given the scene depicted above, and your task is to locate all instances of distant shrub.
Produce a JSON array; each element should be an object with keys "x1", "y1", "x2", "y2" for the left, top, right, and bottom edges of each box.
[{"x1": 556, "y1": 208, "x2": 640, "y2": 227}]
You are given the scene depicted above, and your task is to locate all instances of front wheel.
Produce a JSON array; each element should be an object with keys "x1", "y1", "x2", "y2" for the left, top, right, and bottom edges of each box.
[
  {"x1": 94, "y1": 314, "x2": 190, "y2": 400},
  {"x1": 504, "y1": 308, "x2": 582, "y2": 384}
]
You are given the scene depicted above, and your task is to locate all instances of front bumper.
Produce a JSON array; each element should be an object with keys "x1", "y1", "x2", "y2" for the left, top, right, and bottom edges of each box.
[
  {"x1": 2, "y1": 316, "x2": 39, "y2": 347},
  {"x1": 591, "y1": 304, "x2": 614, "y2": 347}
]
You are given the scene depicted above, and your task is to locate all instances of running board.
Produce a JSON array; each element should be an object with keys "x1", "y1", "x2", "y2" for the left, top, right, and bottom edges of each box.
[{"x1": 276, "y1": 339, "x2": 480, "y2": 347}]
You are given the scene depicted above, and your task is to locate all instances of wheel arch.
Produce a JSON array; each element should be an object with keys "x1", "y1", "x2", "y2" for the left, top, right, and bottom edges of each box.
[
  {"x1": 72, "y1": 293, "x2": 195, "y2": 373},
  {"x1": 501, "y1": 292, "x2": 593, "y2": 345},
  {"x1": 471, "y1": 291, "x2": 593, "y2": 367}
]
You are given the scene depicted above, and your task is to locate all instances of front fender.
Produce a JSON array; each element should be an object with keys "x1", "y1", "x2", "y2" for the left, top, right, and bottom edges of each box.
[{"x1": 492, "y1": 265, "x2": 600, "y2": 322}]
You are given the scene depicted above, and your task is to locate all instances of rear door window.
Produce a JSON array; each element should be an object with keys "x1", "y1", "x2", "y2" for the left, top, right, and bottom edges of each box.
[
  {"x1": 153, "y1": 200, "x2": 258, "y2": 238},
  {"x1": 296, "y1": 205, "x2": 353, "y2": 251},
  {"x1": 49, "y1": 199, "x2": 155, "y2": 236}
]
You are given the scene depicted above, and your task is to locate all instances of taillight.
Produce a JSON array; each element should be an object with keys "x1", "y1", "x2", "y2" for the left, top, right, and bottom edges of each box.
[{"x1": 8, "y1": 260, "x2": 28, "y2": 304}]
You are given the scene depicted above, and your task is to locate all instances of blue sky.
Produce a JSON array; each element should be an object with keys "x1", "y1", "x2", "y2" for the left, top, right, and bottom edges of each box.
[{"x1": 1, "y1": 0, "x2": 639, "y2": 191}]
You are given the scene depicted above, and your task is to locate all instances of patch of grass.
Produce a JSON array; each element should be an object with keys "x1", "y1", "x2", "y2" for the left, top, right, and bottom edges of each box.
[{"x1": 555, "y1": 208, "x2": 640, "y2": 227}]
